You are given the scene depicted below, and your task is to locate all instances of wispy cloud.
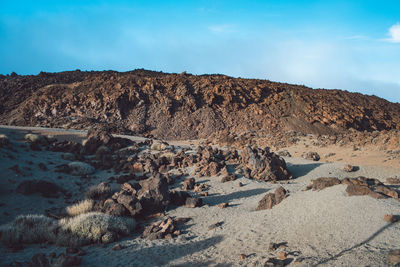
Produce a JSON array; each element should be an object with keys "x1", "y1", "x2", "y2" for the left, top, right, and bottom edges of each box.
[{"x1": 386, "y1": 23, "x2": 400, "y2": 43}]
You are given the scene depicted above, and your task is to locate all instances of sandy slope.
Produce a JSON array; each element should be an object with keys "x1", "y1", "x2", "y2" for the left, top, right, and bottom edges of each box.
[{"x1": 0, "y1": 126, "x2": 399, "y2": 266}]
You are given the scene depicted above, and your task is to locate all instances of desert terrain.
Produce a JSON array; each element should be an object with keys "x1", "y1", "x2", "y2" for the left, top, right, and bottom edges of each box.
[{"x1": 0, "y1": 71, "x2": 399, "y2": 266}]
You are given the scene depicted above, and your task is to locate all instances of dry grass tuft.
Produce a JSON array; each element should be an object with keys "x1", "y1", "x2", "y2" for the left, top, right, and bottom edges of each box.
[
  {"x1": 85, "y1": 182, "x2": 111, "y2": 200},
  {"x1": 66, "y1": 199, "x2": 94, "y2": 217}
]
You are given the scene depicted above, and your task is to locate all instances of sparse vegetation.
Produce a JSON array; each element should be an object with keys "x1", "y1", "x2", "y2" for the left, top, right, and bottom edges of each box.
[{"x1": 0, "y1": 212, "x2": 135, "y2": 247}]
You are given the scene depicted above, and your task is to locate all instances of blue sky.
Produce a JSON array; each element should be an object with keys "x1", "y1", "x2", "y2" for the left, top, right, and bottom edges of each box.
[{"x1": 1, "y1": 0, "x2": 399, "y2": 103}]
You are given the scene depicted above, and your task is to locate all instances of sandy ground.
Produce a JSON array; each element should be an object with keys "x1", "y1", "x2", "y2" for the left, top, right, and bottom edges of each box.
[{"x1": 0, "y1": 126, "x2": 399, "y2": 266}]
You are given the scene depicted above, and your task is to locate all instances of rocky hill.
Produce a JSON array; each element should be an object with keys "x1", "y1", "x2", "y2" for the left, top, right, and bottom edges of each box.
[{"x1": 0, "y1": 69, "x2": 399, "y2": 139}]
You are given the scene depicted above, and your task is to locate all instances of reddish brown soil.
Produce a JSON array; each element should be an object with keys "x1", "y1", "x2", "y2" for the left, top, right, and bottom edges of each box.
[{"x1": 0, "y1": 69, "x2": 399, "y2": 140}]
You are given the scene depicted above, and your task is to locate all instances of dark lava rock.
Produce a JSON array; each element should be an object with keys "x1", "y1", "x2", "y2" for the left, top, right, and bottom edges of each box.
[
  {"x1": 185, "y1": 197, "x2": 203, "y2": 208},
  {"x1": 103, "y1": 199, "x2": 129, "y2": 217},
  {"x1": 182, "y1": 178, "x2": 195, "y2": 190},
  {"x1": 138, "y1": 176, "x2": 170, "y2": 213},
  {"x1": 116, "y1": 194, "x2": 142, "y2": 216},
  {"x1": 170, "y1": 190, "x2": 190, "y2": 206}
]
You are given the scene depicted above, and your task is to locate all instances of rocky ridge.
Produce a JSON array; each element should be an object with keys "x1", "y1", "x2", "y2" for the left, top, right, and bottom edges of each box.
[{"x1": 1, "y1": 69, "x2": 399, "y2": 140}]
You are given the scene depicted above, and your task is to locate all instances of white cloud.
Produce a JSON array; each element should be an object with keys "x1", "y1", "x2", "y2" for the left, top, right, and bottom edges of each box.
[{"x1": 387, "y1": 23, "x2": 400, "y2": 43}]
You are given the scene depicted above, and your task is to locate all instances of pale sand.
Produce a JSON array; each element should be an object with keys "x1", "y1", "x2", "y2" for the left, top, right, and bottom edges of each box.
[{"x1": 0, "y1": 126, "x2": 399, "y2": 266}]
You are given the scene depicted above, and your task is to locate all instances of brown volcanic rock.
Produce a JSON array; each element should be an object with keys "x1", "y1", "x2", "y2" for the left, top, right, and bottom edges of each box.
[
  {"x1": 256, "y1": 186, "x2": 289, "y2": 210},
  {"x1": 1, "y1": 70, "x2": 399, "y2": 139},
  {"x1": 240, "y1": 146, "x2": 291, "y2": 181}
]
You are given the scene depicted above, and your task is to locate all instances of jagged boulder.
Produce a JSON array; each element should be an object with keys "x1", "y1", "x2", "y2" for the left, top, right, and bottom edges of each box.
[
  {"x1": 240, "y1": 146, "x2": 291, "y2": 181},
  {"x1": 137, "y1": 176, "x2": 170, "y2": 214}
]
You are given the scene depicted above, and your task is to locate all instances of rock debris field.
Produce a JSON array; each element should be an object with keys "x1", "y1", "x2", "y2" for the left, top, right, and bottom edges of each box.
[{"x1": 0, "y1": 125, "x2": 399, "y2": 267}]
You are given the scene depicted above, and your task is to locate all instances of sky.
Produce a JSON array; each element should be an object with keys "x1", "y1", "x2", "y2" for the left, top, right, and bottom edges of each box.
[{"x1": 0, "y1": 0, "x2": 399, "y2": 103}]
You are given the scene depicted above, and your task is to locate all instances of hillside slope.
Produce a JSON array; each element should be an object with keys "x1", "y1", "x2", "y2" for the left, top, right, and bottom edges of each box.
[{"x1": 0, "y1": 70, "x2": 399, "y2": 139}]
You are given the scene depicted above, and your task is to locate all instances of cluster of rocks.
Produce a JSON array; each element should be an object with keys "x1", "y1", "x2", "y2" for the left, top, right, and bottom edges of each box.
[
  {"x1": 302, "y1": 151, "x2": 320, "y2": 161},
  {"x1": 305, "y1": 177, "x2": 399, "y2": 200},
  {"x1": 142, "y1": 216, "x2": 190, "y2": 240}
]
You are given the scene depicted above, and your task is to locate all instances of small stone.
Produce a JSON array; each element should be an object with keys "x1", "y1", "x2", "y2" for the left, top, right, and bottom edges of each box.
[
  {"x1": 384, "y1": 214, "x2": 398, "y2": 223},
  {"x1": 238, "y1": 182, "x2": 243, "y2": 187},
  {"x1": 185, "y1": 197, "x2": 203, "y2": 208},
  {"x1": 217, "y1": 203, "x2": 228, "y2": 208},
  {"x1": 302, "y1": 151, "x2": 320, "y2": 161},
  {"x1": 279, "y1": 251, "x2": 287, "y2": 260},
  {"x1": 66, "y1": 247, "x2": 79, "y2": 254},
  {"x1": 112, "y1": 244, "x2": 124, "y2": 251},
  {"x1": 200, "y1": 191, "x2": 209, "y2": 197},
  {"x1": 49, "y1": 252, "x2": 57, "y2": 259},
  {"x1": 183, "y1": 178, "x2": 195, "y2": 190},
  {"x1": 208, "y1": 221, "x2": 223, "y2": 230},
  {"x1": 388, "y1": 250, "x2": 400, "y2": 265},
  {"x1": 343, "y1": 164, "x2": 356, "y2": 172}
]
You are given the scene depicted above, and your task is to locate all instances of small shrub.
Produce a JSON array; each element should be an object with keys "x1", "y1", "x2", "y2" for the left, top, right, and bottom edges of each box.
[
  {"x1": 58, "y1": 212, "x2": 136, "y2": 246},
  {"x1": 66, "y1": 199, "x2": 94, "y2": 217},
  {"x1": 0, "y1": 214, "x2": 58, "y2": 245},
  {"x1": 85, "y1": 182, "x2": 111, "y2": 200}
]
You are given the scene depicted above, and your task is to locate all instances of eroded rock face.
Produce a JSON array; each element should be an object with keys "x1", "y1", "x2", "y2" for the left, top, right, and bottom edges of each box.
[
  {"x1": 256, "y1": 186, "x2": 289, "y2": 210},
  {"x1": 240, "y1": 146, "x2": 291, "y2": 181}
]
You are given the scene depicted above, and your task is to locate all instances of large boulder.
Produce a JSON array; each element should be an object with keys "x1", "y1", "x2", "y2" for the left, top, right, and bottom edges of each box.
[
  {"x1": 137, "y1": 176, "x2": 170, "y2": 214},
  {"x1": 240, "y1": 146, "x2": 291, "y2": 181}
]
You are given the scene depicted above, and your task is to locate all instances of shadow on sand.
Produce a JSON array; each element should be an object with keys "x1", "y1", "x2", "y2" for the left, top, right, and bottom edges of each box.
[
  {"x1": 203, "y1": 188, "x2": 269, "y2": 206},
  {"x1": 128, "y1": 235, "x2": 225, "y2": 266},
  {"x1": 287, "y1": 162, "x2": 323, "y2": 179},
  {"x1": 313, "y1": 221, "x2": 399, "y2": 266}
]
